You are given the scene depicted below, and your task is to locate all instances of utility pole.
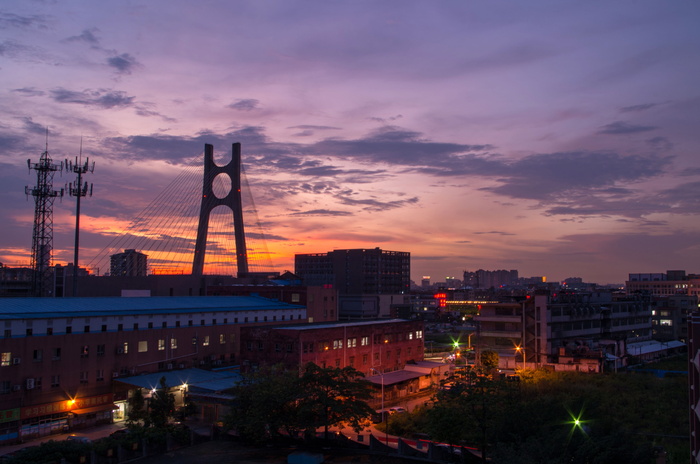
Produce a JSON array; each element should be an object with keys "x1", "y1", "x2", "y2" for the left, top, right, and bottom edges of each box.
[
  {"x1": 66, "y1": 141, "x2": 94, "y2": 297},
  {"x1": 26, "y1": 131, "x2": 63, "y2": 297}
]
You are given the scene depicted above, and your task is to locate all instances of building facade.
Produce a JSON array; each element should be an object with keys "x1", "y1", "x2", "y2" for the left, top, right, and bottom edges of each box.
[
  {"x1": 0, "y1": 296, "x2": 305, "y2": 444},
  {"x1": 110, "y1": 249, "x2": 148, "y2": 277},
  {"x1": 474, "y1": 291, "x2": 654, "y2": 371},
  {"x1": 295, "y1": 248, "x2": 410, "y2": 318},
  {"x1": 626, "y1": 270, "x2": 700, "y2": 297},
  {"x1": 239, "y1": 319, "x2": 425, "y2": 376}
]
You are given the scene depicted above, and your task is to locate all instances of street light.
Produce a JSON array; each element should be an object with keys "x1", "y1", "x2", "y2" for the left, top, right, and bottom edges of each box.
[
  {"x1": 370, "y1": 367, "x2": 388, "y2": 445},
  {"x1": 515, "y1": 346, "x2": 525, "y2": 370}
]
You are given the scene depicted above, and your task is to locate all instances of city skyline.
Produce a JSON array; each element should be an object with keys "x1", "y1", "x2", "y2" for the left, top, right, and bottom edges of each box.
[{"x1": 1, "y1": 1, "x2": 699, "y2": 285}]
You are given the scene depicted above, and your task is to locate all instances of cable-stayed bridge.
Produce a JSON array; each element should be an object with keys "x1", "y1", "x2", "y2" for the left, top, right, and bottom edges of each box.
[{"x1": 86, "y1": 143, "x2": 274, "y2": 277}]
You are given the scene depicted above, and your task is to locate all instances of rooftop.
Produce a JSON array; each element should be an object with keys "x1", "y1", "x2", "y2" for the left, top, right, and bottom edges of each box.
[{"x1": 0, "y1": 296, "x2": 305, "y2": 320}]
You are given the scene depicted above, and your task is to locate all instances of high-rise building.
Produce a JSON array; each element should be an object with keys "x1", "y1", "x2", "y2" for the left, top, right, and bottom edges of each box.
[
  {"x1": 295, "y1": 248, "x2": 410, "y2": 318},
  {"x1": 295, "y1": 248, "x2": 410, "y2": 295},
  {"x1": 110, "y1": 249, "x2": 148, "y2": 277},
  {"x1": 463, "y1": 269, "x2": 519, "y2": 289}
]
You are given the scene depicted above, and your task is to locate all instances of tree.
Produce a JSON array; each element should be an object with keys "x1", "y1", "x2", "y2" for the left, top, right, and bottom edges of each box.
[
  {"x1": 297, "y1": 363, "x2": 375, "y2": 436},
  {"x1": 148, "y1": 377, "x2": 176, "y2": 428},
  {"x1": 480, "y1": 349, "x2": 499, "y2": 371},
  {"x1": 224, "y1": 364, "x2": 303, "y2": 444},
  {"x1": 126, "y1": 387, "x2": 147, "y2": 426}
]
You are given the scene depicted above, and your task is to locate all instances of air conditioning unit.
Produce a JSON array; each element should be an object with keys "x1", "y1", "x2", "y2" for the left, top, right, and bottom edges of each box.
[
  {"x1": 26, "y1": 378, "x2": 35, "y2": 390},
  {"x1": 112, "y1": 371, "x2": 119, "y2": 378},
  {"x1": 166, "y1": 363, "x2": 173, "y2": 370},
  {"x1": 12, "y1": 385, "x2": 21, "y2": 391},
  {"x1": 12, "y1": 358, "x2": 20, "y2": 365}
]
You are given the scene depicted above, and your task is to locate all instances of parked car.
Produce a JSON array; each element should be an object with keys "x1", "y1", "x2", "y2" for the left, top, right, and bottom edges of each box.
[
  {"x1": 66, "y1": 434, "x2": 92, "y2": 444},
  {"x1": 389, "y1": 407, "x2": 407, "y2": 414}
]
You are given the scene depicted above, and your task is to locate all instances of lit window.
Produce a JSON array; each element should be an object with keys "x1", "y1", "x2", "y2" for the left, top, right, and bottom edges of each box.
[
  {"x1": 203, "y1": 336, "x2": 210, "y2": 346},
  {"x1": 171, "y1": 338, "x2": 178, "y2": 349},
  {"x1": 138, "y1": 341, "x2": 148, "y2": 353},
  {"x1": 0, "y1": 352, "x2": 11, "y2": 367},
  {"x1": 158, "y1": 339, "x2": 165, "y2": 351}
]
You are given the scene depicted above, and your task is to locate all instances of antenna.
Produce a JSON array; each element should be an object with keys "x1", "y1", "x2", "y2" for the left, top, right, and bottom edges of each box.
[
  {"x1": 66, "y1": 137, "x2": 95, "y2": 297},
  {"x1": 25, "y1": 129, "x2": 64, "y2": 297}
]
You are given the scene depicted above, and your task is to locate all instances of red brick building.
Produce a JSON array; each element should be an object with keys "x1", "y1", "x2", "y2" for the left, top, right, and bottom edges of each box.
[{"x1": 239, "y1": 319, "x2": 424, "y2": 376}]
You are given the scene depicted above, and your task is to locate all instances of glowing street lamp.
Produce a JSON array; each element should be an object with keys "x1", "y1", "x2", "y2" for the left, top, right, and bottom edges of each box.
[{"x1": 515, "y1": 346, "x2": 525, "y2": 370}]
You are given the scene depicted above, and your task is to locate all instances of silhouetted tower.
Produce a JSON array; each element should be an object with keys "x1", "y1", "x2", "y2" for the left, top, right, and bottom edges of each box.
[
  {"x1": 192, "y1": 143, "x2": 249, "y2": 276},
  {"x1": 26, "y1": 137, "x2": 63, "y2": 297},
  {"x1": 66, "y1": 143, "x2": 94, "y2": 297}
]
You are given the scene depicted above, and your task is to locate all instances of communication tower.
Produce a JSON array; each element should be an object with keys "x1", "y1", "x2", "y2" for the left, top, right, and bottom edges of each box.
[
  {"x1": 66, "y1": 141, "x2": 94, "y2": 297},
  {"x1": 26, "y1": 135, "x2": 63, "y2": 297}
]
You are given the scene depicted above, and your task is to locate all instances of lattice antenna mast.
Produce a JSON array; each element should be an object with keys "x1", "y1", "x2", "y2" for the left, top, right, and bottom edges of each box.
[
  {"x1": 66, "y1": 138, "x2": 95, "y2": 297},
  {"x1": 25, "y1": 130, "x2": 64, "y2": 297}
]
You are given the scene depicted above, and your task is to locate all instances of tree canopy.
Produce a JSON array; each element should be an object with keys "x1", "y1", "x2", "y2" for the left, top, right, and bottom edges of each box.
[{"x1": 224, "y1": 362, "x2": 375, "y2": 444}]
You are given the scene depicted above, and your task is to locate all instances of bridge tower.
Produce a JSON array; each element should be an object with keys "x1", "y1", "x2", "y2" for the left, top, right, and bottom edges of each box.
[{"x1": 192, "y1": 143, "x2": 249, "y2": 276}]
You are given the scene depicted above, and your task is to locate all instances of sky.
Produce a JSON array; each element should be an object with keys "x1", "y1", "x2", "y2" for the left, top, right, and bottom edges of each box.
[{"x1": 1, "y1": 1, "x2": 699, "y2": 285}]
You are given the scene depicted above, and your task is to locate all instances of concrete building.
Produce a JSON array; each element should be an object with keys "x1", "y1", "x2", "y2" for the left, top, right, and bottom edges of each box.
[
  {"x1": 295, "y1": 248, "x2": 410, "y2": 319},
  {"x1": 627, "y1": 270, "x2": 700, "y2": 297},
  {"x1": 0, "y1": 296, "x2": 305, "y2": 444},
  {"x1": 688, "y1": 311, "x2": 700, "y2": 462},
  {"x1": 463, "y1": 269, "x2": 519, "y2": 289},
  {"x1": 110, "y1": 249, "x2": 148, "y2": 277},
  {"x1": 474, "y1": 291, "x2": 656, "y2": 372}
]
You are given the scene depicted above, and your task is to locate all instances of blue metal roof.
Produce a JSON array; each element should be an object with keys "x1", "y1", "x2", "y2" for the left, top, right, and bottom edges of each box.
[
  {"x1": 115, "y1": 368, "x2": 242, "y2": 393},
  {"x1": 0, "y1": 296, "x2": 305, "y2": 320}
]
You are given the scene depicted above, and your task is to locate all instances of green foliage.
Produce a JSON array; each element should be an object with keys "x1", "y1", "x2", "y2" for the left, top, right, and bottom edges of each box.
[
  {"x1": 224, "y1": 363, "x2": 302, "y2": 443},
  {"x1": 224, "y1": 362, "x2": 375, "y2": 444},
  {"x1": 297, "y1": 363, "x2": 376, "y2": 435},
  {"x1": 126, "y1": 386, "x2": 147, "y2": 425},
  {"x1": 480, "y1": 349, "x2": 499, "y2": 370},
  {"x1": 148, "y1": 377, "x2": 176, "y2": 428},
  {"x1": 424, "y1": 368, "x2": 688, "y2": 464},
  {"x1": 3, "y1": 439, "x2": 91, "y2": 464}
]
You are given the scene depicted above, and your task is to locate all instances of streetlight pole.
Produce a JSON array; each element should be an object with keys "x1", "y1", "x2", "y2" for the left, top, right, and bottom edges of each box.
[
  {"x1": 370, "y1": 367, "x2": 387, "y2": 445},
  {"x1": 516, "y1": 346, "x2": 525, "y2": 370}
]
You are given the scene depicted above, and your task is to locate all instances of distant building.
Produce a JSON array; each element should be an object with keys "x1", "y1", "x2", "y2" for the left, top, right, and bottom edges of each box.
[
  {"x1": 0, "y1": 263, "x2": 33, "y2": 297},
  {"x1": 652, "y1": 294, "x2": 698, "y2": 342},
  {"x1": 421, "y1": 276, "x2": 431, "y2": 288},
  {"x1": 463, "y1": 269, "x2": 519, "y2": 289},
  {"x1": 110, "y1": 249, "x2": 148, "y2": 277},
  {"x1": 295, "y1": 248, "x2": 410, "y2": 318},
  {"x1": 626, "y1": 270, "x2": 700, "y2": 297},
  {"x1": 688, "y1": 311, "x2": 700, "y2": 461}
]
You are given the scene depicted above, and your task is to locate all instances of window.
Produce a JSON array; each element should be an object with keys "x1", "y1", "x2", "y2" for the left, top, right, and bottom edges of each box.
[
  {"x1": 158, "y1": 339, "x2": 165, "y2": 351},
  {"x1": 408, "y1": 332, "x2": 413, "y2": 340},
  {"x1": 97, "y1": 344, "x2": 105, "y2": 356},
  {"x1": 213, "y1": 319, "x2": 217, "y2": 325},
  {"x1": 162, "y1": 322, "x2": 167, "y2": 328},
  {"x1": 148, "y1": 322, "x2": 153, "y2": 329},
  {"x1": 361, "y1": 336, "x2": 369, "y2": 346},
  {"x1": 51, "y1": 375, "x2": 60, "y2": 387},
  {"x1": 219, "y1": 334, "x2": 225, "y2": 344},
  {"x1": 133, "y1": 323, "x2": 139, "y2": 330},
  {"x1": 138, "y1": 341, "x2": 147, "y2": 353},
  {"x1": 0, "y1": 380, "x2": 10, "y2": 394},
  {"x1": 52, "y1": 347, "x2": 61, "y2": 360},
  {"x1": 230, "y1": 334, "x2": 235, "y2": 343},
  {"x1": 201, "y1": 319, "x2": 205, "y2": 326},
  {"x1": 46, "y1": 328, "x2": 52, "y2": 336},
  {"x1": 349, "y1": 356, "x2": 355, "y2": 367},
  {"x1": 176, "y1": 321, "x2": 181, "y2": 328},
  {"x1": 258, "y1": 341, "x2": 263, "y2": 351},
  {"x1": 66, "y1": 326, "x2": 72, "y2": 334},
  {"x1": 122, "y1": 342, "x2": 129, "y2": 354},
  {"x1": 275, "y1": 343, "x2": 282, "y2": 352},
  {"x1": 79, "y1": 371, "x2": 88, "y2": 384},
  {"x1": 203, "y1": 336, "x2": 210, "y2": 346},
  {"x1": 84, "y1": 325, "x2": 90, "y2": 333},
  {"x1": 291, "y1": 293, "x2": 300, "y2": 303},
  {"x1": 362, "y1": 354, "x2": 368, "y2": 365},
  {"x1": 26, "y1": 328, "x2": 33, "y2": 336},
  {"x1": 1, "y1": 352, "x2": 11, "y2": 367},
  {"x1": 347, "y1": 338, "x2": 357, "y2": 348},
  {"x1": 171, "y1": 338, "x2": 178, "y2": 349},
  {"x1": 33, "y1": 349, "x2": 43, "y2": 362},
  {"x1": 117, "y1": 324, "x2": 123, "y2": 331},
  {"x1": 246, "y1": 341, "x2": 253, "y2": 351},
  {"x1": 80, "y1": 345, "x2": 89, "y2": 357},
  {"x1": 416, "y1": 330, "x2": 423, "y2": 339},
  {"x1": 101, "y1": 325, "x2": 107, "y2": 332},
  {"x1": 96, "y1": 369, "x2": 104, "y2": 381},
  {"x1": 333, "y1": 339, "x2": 343, "y2": 350},
  {"x1": 188, "y1": 320, "x2": 193, "y2": 327}
]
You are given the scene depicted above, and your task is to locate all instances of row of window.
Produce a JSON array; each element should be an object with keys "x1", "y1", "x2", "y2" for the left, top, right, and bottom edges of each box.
[
  {"x1": 3, "y1": 314, "x2": 303, "y2": 338},
  {"x1": 1, "y1": 333, "x2": 237, "y2": 366}
]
